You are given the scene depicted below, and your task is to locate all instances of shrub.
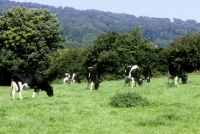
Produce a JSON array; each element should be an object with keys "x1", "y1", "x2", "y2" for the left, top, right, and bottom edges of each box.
[{"x1": 110, "y1": 91, "x2": 150, "y2": 108}]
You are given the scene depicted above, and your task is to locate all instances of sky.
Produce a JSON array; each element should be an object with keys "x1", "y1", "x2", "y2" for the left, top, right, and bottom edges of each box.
[{"x1": 14, "y1": 0, "x2": 200, "y2": 23}]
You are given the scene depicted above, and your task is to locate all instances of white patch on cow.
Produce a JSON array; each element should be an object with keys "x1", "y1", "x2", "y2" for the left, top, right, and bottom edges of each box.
[
  {"x1": 129, "y1": 65, "x2": 139, "y2": 77},
  {"x1": 168, "y1": 71, "x2": 179, "y2": 85},
  {"x1": 87, "y1": 67, "x2": 93, "y2": 80},
  {"x1": 174, "y1": 76, "x2": 179, "y2": 85},
  {"x1": 131, "y1": 77, "x2": 136, "y2": 87},
  {"x1": 71, "y1": 73, "x2": 76, "y2": 84},
  {"x1": 10, "y1": 81, "x2": 23, "y2": 100},
  {"x1": 88, "y1": 67, "x2": 93, "y2": 69},
  {"x1": 90, "y1": 82, "x2": 94, "y2": 90},
  {"x1": 10, "y1": 81, "x2": 18, "y2": 100}
]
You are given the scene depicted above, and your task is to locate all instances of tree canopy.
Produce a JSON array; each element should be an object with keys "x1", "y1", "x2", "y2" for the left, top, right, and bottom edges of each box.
[{"x1": 0, "y1": 6, "x2": 65, "y2": 85}]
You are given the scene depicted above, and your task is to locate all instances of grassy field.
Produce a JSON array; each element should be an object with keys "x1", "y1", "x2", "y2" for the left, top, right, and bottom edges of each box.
[{"x1": 1, "y1": 74, "x2": 200, "y2": 134}]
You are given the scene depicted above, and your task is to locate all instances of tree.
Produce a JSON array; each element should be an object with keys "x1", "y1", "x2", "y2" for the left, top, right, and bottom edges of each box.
[
  {"x1": 84, "y1": 27, "x2": 158, "y2": 80},
  {"x1": 0, "y1": 6, "x2": 66, "y2": 85},
  {"x1": 166, "y1": 32, "x2": 200, "y2": 72}
]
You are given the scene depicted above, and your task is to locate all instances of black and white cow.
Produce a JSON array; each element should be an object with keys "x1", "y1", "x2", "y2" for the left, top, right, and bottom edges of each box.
[
  {"x1": 10, "y1": 71, "x2": 53, "y2": 100},
  {"x1": 143, "y1": 66, "x2": 152, "y2": 83},
  {"x1": 124, "y1": 65, "x2": 143, "y2": 87},
  {"x1": 168, "y1": 62, "x2": 188, "y2": 85},
  {"x1": 62, "y1": 73, "x2": 71, "y2": 84},
  {"x1": 86, "y1": 67, "x2": 100, "y2": 90},
  {"x1": 62, "y1": 73, "x2": 80, "y2": 84}
]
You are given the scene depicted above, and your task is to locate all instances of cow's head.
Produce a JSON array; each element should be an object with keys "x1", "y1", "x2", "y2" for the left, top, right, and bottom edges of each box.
[
  {"x1": 138, "y1": 78, "x2": 143, "y2": 86},
  {"x1": 46, "y1": 86, "x2": 54, "y2": 97},
  {"x1": 181, "y1": 75, "x2": 188, "y2": 84}
]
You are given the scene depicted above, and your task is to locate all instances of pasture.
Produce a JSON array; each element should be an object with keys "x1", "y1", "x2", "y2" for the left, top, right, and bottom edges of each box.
[{"x1": 1, "y1": 74, "x2": 200, "y2": 134}]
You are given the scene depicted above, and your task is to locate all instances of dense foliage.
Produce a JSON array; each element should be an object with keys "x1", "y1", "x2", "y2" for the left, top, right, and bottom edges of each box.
[
  {"x1": 46, "y1": 28, "x2": 200, "y2": 82},
  {"x1": 166, "y1": 32, "x2": 200, "y2": 72},
  {"x1": 1, "y1": 0, "x2": 200, "y2": 48},
  {"x1": 0, "y1": 6, "x2": 65, "y2": 85},
  {"x1": 1, "y1": 2, "x2": 200, "y2": 85}
]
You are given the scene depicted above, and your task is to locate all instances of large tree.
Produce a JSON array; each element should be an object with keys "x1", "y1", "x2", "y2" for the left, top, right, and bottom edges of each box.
[{"x1": 0, "y1": 6, "x2": 66, "y2": 85}]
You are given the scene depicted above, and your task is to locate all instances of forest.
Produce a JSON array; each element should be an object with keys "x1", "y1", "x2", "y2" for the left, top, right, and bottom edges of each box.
[
  {"x1": 1, "y1": 0, "x2": 200, "y2": 48},
  {"x1": 0, "y1": 1, "x2": 200, "y2": 85}
]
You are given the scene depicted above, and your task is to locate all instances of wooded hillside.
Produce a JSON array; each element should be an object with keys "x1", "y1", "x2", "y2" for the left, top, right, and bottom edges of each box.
[{"x1": 1, "y1": 0, "x2": 200, "y2": 48}]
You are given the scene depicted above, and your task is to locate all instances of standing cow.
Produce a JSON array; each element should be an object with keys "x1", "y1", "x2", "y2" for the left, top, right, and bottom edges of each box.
[
  {"x1": 124, "y1": 65, "x2": 143, "y2": 87},
  {"x1": 142, "y1": 66, "x2": 152, "y2": 83},
  {"x1": 168, "y1": 62, "x2": 188, "y2": 85},
  {"x1": 62, "y1": 73, "x2": 71, "y2": 84},
  {"x1": 11, "y1": 71, "x2": 53, "y2": 100},
  {"x1": 86, "y1": 67, "x2": 100, "y2": 90}
]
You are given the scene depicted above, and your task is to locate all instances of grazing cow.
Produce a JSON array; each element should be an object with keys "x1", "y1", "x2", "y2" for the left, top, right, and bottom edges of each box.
[
  {"x1": 62, "y1": 73, "x2": 80, "y2": 84},
  {"x1": 143, "y1": 66, "x2": 152, "y2": 83},
  {"x1": 168, "y1": 62, "x2": 188, "y2": 85},
  {"x1": 63, "y1": 73, "x2": 71, "y2": 84},
  {"x1": 124, "y1": 65, "x2": 143, "y2": 87},
  {"x1": 11, "y1": 71, "x2": 53, "y2": 100},
  {"x1": 86, "y1": 67, "x2": 100, "y2": 90}
]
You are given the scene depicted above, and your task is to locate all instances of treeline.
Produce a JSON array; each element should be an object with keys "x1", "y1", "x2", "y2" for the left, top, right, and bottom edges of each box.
[
  {"x1": 1, "y1": 5, "x2": 200, "y2": 86},
  {"x1": 46, "y1": 28, "x2": 200, "y2": 82},
  {"x1": 1, "y1": 0, "x2": 200, "y2": 48}
]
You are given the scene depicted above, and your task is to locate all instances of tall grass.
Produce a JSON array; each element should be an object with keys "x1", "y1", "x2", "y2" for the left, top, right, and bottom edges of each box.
[{"x1": 1, "y1": 74, "x2": 200, "y2": 133}]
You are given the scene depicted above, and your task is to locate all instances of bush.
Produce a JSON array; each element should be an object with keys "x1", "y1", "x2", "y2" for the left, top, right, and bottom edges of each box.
[{"x1": 110, "y1": 91, "x2": 150, "y2": 108}]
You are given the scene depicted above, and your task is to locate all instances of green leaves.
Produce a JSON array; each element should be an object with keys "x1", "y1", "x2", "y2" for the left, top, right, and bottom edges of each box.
[{"x1": 0, "y1": 6, "x2": 66, "y2": 84}]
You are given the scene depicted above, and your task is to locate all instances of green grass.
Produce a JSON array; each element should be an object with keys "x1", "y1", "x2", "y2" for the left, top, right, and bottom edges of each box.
[{"x1": 1, "y1": 74, "x2": 200, "y2": 134}]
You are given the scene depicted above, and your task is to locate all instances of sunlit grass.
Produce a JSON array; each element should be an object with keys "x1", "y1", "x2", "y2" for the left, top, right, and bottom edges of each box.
[{"x1": 1, "y1": 74, "x2": 200, "y2": 133}]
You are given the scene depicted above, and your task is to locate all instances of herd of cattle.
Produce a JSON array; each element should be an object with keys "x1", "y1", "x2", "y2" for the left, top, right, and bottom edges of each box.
[{"x1": 10, "y1": 62, "x2": 188, "y2": 100}]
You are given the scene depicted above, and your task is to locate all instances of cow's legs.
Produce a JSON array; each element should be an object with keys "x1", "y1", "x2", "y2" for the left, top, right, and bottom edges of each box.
[
  {"x1": 125, "y1": 77, "x2": 131, "y2": 87},
  {"x1": 90, "y1": 82, "x2": 94, "y2": 90},
  {"x1": 71, "y1": 79, "x2": 75, "y2": 84},
  {"x1": 11, "y1": 90, "x2": 15, "y2": 100},
  {"x1": 11, "y1": 81, "x2": 16, "y2": 100},
  {"x1": 174, "y1": 76, "x2": 178, "y2": 85},
  {"x1": 32, "y1": 89, "x2": 40, "y2": 98},
  {"x1": 17, "y1": 82, "x2": 23, "y2": 100},
  {"x1": 11, "y1": 81, "x2": 22, "y2": 100},
  {"x1": 147, "y1": 77, "x2": 150, "y2": 83},
  {"x1": 131, "y1": 78, "x2": 136, "y2": 87},
  {"x1": 32, "y1": 91, "x2": 40, "y2": 98},
  {"x1": 18, "y1": 90, "x2": 23, "y2": 100},
  {"x1": 32, "y1": 92, "x2": 36, "y2": 98},
  {"x1": 11, "y1": 85, "x2": 16, "y2": 100},
  {"x1": 124, "y1": 79, "x2": 127, "y2": 86},
  {"x1": 63, "y1": 78, "x2": 66, "y2": 84}
]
